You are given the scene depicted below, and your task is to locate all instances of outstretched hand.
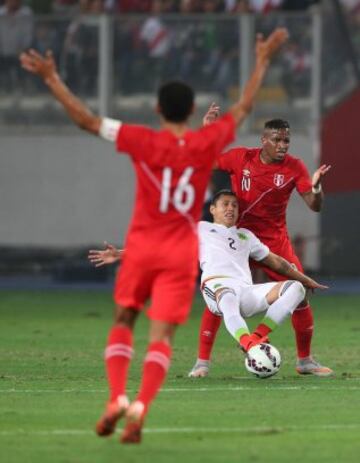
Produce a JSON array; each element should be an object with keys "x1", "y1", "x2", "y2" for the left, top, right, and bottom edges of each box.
[
  {"x1": 255, "y1": 28, "x2": 289, "y2": 64},
  {"x1": 305, "y1": 278, "x2": 329, "y2": 291},
  {"x1": 19, "y1": 49, "x2": 57, "y2": 81},
  {"x1": 312, "y1": 164, "x2": 331, "y2": 188},
  {"x1": 202, "y1": 102, "x2": 220, "y2": 126},
  {"x1": 88, "y1": 242, "x2": 123, "y2": 267}
]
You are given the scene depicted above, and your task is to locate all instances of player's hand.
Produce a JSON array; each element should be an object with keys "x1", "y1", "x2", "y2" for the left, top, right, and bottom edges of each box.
[
  {"x1": 202, "y1": 102, "x2": 220, "y2": 126},
  {"x1": 88, "y1": 242, "x2": 123, "y2": 267},
  {"x1": 19, "y1": 49, "x2": 57, "y2": 81},
  {"x1": 304, "y1": 278, "x2": 329, "y2": 291},
  {"x1": 312, "y1": 164, "x2": 331, "y2": 188},
  {"x1": 255, "y1": 28, "x2": 289, "y2": 65}
]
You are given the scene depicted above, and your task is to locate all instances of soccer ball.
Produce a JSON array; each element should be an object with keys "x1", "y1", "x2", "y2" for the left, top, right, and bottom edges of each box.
[{"x1": 245, "y1": 343, "x2": 281, "y2": 378}]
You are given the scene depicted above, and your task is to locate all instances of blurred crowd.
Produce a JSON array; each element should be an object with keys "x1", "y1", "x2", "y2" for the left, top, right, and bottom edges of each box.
[
  {"x1": 0, "y1": 0, "x2": 359, "y2": 104},
  {"x1": 0, "y1": 0, "x2": 322, "y2": 15}
]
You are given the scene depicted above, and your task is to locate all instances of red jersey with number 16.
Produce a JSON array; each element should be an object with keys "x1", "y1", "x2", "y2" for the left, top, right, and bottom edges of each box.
[
  {"x1": 217, "y1": 147, "x2": 312, "y2": 246},
  {"x1": 116, "y1": 113, "x2": 235, "y2": 248}
]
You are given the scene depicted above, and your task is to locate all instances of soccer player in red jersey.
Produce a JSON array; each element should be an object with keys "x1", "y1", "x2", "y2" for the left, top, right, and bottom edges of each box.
[
  {"x1": 19, "y1": 27, "x2": 288, "y2": 443},
  {"x1": 189, "y1": 118, "x2": 333, "y2": 378}
]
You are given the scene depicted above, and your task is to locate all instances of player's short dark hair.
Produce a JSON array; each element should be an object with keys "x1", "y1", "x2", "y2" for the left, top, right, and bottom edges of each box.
[
  {"x1": 264, "y1": 119, "x2": 290, "y2": 130},
  {"x1": 211, "y1": 189, "x2": 238, "y2": 206},
  {"x1": 158, "y1": 81, "x2": 194, "y2": 122}
]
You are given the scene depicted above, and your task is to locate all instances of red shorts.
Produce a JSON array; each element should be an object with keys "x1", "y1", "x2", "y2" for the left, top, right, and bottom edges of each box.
[
  {"x1": 114, "y1": 241, "x2": 198, "y2": 325},
  {"x1": 251, "y1": 238, "x2": 303, "y2": 281}
]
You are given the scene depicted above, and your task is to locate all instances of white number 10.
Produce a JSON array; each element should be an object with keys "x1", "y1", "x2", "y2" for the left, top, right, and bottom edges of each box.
[{"x1": 160, "y1": 167, "x2": 195, "y2": 213}]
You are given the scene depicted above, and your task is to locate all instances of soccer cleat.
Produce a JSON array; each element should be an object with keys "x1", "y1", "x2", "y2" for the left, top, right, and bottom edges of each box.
[
  {"x1": 120, "y1": 400, "x2": 145, "y2": 444},
  {"x1": 296, "y1": 357, "x2": 334, "y2": 377},
  {"x1": 239, "y1": 334, "x2": 269, "y2": 353},
  {"x1": 95, "y1": 395, "x2": 129, "y2": 437},
  {"x1": 188, "y1": 360, "x2": 210, "y2": 377}
]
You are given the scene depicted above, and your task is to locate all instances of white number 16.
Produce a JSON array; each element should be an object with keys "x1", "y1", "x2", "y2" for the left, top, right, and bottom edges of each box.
[{"x1": 160, "y1": 167, "x2": 195, "y2": 213}]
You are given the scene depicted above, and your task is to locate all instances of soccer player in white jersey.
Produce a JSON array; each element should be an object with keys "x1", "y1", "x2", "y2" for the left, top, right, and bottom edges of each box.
[
  {"x1": 89, "y1": 189, "x2": 327, "y2": 369},
  {"x1": 196, "y1": 189, "x2": 327, "y2": 362}
]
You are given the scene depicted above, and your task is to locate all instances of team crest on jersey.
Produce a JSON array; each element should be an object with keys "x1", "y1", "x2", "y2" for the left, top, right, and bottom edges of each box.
[
  {"x1": 274, "y1": 174, "x2": 285, "y2": 187},
  {"x1": 241, "y1": 169, "x2": 251, "y2": 191},
  {"x1": 237, "y1": 232, "x2": 248, "y2": 240}
]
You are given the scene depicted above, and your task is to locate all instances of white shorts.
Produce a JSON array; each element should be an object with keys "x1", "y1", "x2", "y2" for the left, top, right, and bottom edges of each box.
[{"x1": 201, "y1": 277, "x2": 278, "y2": 318}]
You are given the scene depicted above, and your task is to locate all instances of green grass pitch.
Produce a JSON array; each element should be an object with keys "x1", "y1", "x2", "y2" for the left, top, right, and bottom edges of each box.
[{"x1": 0, "y1": 290, "x2": 359, "y2": 463}]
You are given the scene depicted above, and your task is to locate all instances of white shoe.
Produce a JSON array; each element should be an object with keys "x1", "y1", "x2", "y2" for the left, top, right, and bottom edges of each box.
[
  {"x1": 296, "y1": 357, "x2": 334, "y2": 377},
  {"x1": 188, "y1": 360, "x2": 210, "y2": 378}
]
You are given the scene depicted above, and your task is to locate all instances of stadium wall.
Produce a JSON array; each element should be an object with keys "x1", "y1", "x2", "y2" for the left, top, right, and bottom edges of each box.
[
  {"x1": 0, "y1": 134, "x2": 320, "y2": 269},
  {"x1": 321, "y1": 87, "x2": 360, "y2": 275}
]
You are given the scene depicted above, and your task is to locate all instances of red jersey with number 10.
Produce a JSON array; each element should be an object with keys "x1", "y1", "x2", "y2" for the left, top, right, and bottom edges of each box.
[
  {"x1": 217, "y1": 147, "x2": 312, "y2": 245},
  {"x1": 116, "y1": 114, "x2": 235, "y2": 247}
]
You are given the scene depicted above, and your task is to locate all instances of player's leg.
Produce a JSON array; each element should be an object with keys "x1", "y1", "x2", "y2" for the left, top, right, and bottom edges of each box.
[
  {"x1": 96, "y1": 305, "x2": 139, "y2": 436},
  {"x1": 188, "y1": 306, "x2": 222, "y2": 377},
  {"x1": 252, "y1": 280, "x2": 306, "y2": 339},
  {"x1": 253, "y1": 246, "x2": 333, "y2": 376},
  {"x1": 121, "y1": 263, "x2": 197, "y2": 444},
  {"x1": 121, "y1": 320, "x2": 177, "y2": 444},
  {"x1": 197, "y1": 278, "x2": 256, "y2": 352},
  {"x1": 96, "y1": 258, "x2": 151, "y2": 437}
]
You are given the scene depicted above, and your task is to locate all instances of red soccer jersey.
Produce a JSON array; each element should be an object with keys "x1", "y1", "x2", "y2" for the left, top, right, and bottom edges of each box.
[
  {"x1": 116, "y1": 113, "x2": 235, "y2": 248},
  {"x1": 217, "y1": 147, "x2": 312, "y2": 244}
]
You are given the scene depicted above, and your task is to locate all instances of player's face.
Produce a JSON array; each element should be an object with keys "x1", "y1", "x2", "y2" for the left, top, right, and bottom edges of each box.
[
  {"x1": 261, "y1": 129, "x2": 290, "y2": 162},
  {"x1": 210, "y1": 195, "x2": 239, "y2": 227}
]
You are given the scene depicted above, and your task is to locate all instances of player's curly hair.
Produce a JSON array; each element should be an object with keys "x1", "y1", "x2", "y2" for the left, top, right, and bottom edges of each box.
[
  {"x1": 158, "y1": 81, "x2": 194, "y2": 122},
  {"x1": 264, "y1": 119, "x2": 290, "y2": 130}
]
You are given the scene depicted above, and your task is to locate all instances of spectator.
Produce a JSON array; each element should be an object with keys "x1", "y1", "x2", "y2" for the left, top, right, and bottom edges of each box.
[
  {"x1": 139, "y1": 0, "x2": 172, "y2": 90},
  {"x1": 282, "y1": 40, "x2": 311, "y2": 99},
  {"x1": 61, "y1": 0, "x2": 103, "y2": 95},
  {"x1": 281, "y1": 0, "x2": 319, "y2": 11},
  {"x1": 107, "y1": 0, "x2": 153, "y2": 12},
  {"x1": 227, "y1": 0, "x2": 251, "y2": 12},
  {"x1": 248, "y1": 0, "x2": 282, "y2": 14},
  {"x1": 0, "y1": 0, "x2": 34, "y2": 93}
]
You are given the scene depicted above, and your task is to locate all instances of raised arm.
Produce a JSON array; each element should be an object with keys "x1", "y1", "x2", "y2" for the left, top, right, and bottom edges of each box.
[
  {"x1": 229, "y1": 28, "x2": 288, "y2": 127},
  {"x1": 301, "y1": 164, "x2": 332, "y2": 212},
  {"x1": 20, "y1": 49, "x2": 101, "y2": 135},
  {"x1": 261, "y1": 252, "x2": 328, "y2": 290}
]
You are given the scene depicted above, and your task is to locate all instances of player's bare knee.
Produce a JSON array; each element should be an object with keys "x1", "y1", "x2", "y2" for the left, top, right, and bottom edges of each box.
[{"x1": 114, "y1": 305, "x2": 139, "y2": 327}]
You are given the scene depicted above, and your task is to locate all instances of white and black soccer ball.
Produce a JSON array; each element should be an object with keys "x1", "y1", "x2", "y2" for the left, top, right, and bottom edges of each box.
[{"x1": 245, "y1": 343, "x2": 281, "y2": 378}]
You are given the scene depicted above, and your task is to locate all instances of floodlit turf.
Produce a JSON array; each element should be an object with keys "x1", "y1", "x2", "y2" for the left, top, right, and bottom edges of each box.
[{"x1": 0, "y1": 290, "x2": 359, "y2": 463}]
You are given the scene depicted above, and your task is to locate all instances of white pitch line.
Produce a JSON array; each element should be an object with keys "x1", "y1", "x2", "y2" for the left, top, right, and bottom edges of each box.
[
  {"x1": 0, "y1": 424, "x2": 359, "y2": 437},
  {"x1": 0, "y1": 385, "x2": 360, "y2": 394}
]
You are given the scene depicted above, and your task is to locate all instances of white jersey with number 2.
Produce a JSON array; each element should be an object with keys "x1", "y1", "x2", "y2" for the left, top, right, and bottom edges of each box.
[{"x1": 198, "y1": 221, "x2": 270, "y2": 285}]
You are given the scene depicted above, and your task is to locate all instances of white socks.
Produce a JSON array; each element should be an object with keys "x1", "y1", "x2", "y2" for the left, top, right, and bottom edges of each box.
[{"x1": 217, "y1": 291, "x2": 249, "y2": 340}]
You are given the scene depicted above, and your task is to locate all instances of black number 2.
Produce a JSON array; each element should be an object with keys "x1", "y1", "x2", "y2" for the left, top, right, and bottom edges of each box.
[{"x1": 228, "y1": 238, "x2": 237, "y2": 250}]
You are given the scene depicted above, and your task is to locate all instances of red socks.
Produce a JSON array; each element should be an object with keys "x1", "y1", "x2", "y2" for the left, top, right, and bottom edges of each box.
[
  {"x1": 291, "y1": 305, "x2": 314, "y2": 359},
  {"x1": 198, "y1": 307, "x2": 222, "y2": 361},
  {"x1": 136, "y1": 341, "x2": 172, "y2": 412},
  {"x1": 105, "y1": 325, "x2": 134, "y2": 402}
]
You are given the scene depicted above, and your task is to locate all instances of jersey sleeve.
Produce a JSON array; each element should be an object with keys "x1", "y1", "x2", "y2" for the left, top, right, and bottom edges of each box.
[
  {"x1": 246, "y1": 230, "x2": 270, "y2": 261},
  {"x1": 294, "y1": 159, "x2": 312, "y2": 194},
  {"x1": 216, "y1": 148, "x2": 243, "y2": 173},
  {"x1": 115, "y1": 124, "x2": 152, "y2": 160},
  {"x1": 201, "y1": 113, "x2": 236, "y2": 156}
]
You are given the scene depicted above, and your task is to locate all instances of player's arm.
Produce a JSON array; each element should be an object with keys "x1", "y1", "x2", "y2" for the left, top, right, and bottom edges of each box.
[
  {"x1": 88, "y1": 242, "x2": 124, "y2": 267},
  {"x1": 20, "y1": 49, "x2": 101, "y2": 135},
  {"x1": 301, "y1": 164, "x2": 332, "y2": 212},
  {"x1": 260, "y1": 252, "x2": 328, "y2": 290},
  {"x1": 228, "y1": 28, "x2": 288, "y2": 127}
]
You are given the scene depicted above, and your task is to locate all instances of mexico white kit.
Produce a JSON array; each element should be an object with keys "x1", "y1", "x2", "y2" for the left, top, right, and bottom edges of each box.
[{"x1": 198, "y1": 221, "x2": 279, "y2": 318}]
